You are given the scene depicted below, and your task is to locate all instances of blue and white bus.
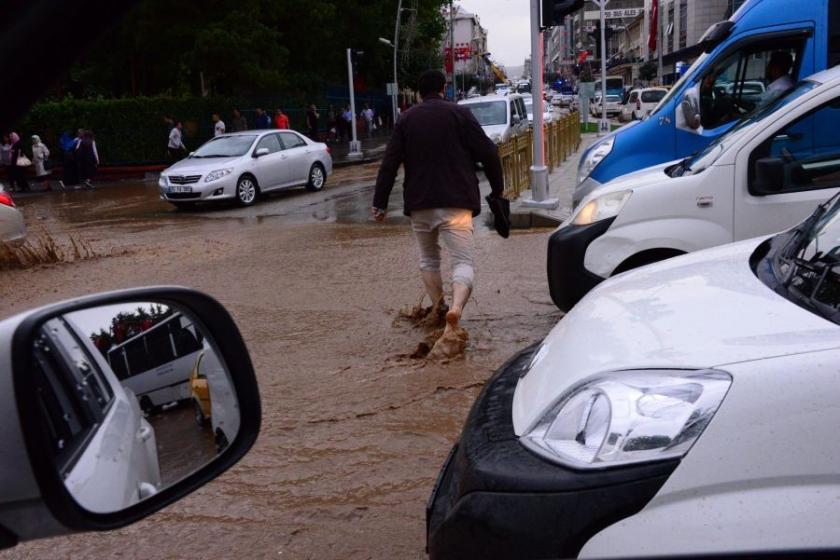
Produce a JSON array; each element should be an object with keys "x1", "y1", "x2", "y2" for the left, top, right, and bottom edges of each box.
[{"x1": 107, "y1": 313, "x2": 204, "y2": 411}]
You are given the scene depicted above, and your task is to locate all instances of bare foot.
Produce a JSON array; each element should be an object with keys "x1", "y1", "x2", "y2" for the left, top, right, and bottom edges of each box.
[
  {"x1": 428, "y1": 325, "x2": 468, "y2": 360},
  {"x1": 444, "y1": 307, "x2": 462, "y2": 333}
]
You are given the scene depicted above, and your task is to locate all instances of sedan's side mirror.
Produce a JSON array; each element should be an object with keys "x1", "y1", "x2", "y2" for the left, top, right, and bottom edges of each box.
[
  {"x1": 0, "y1": 287, "x2": 260, "y2": 549},
  {"x1": 512, "y1": 114, "x2": 521, "y2": 126},
  {"x1": 253, "y1": 148, "x2": 269, "y2": 158},
  {"x1": 753, "y1": 157, "x2": 786, "y2": 195}
]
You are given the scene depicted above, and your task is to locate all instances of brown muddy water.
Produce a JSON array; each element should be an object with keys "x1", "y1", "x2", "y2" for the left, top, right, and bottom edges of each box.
[{"x1": 0, "y1": 164, "x2": 562, "y2": 559}]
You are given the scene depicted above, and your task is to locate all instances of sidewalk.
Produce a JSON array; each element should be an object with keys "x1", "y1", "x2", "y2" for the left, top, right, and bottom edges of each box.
[
  {"x1": 331, "y1": 134, "x2": 391, "y2": 167},
  {"x1": 506, "y1": 133, "x2": 600, "y2": 229}
]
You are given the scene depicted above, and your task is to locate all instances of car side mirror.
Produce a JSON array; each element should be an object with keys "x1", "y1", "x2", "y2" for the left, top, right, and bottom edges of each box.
[
  {"x1": 253, "y1": 148, "x2": 269, "y2": 158},
  {"x1": 753, "y1": 157, "x2": 786, "y2": 194},
  {"x1": 0, "y1": 287, "x2": 260, "y2": 549},
  {"x1": 188, "y1": 151, "x2": 195, "y2": 157},
  {"x1": 512, "y1": 115, "x2": 521, "y2": 125}
]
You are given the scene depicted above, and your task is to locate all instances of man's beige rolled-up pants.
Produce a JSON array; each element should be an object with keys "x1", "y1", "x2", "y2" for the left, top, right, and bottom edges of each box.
[{"x1": 410, "y1": 208, "x2": 475, "y2": 290}]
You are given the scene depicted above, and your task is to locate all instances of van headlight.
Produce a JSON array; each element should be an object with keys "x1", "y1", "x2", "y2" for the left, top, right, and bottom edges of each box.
[
  {"x1": 578, "y1": 136, "x2": 615, "y2": 183},
  {"x1": 573, "y1": 190, "x2": 631, "y2": 226},
  {"x1": 205, "y1": 168, "x2": 233, "y2": 183},
  {"x1": 520, "y1": 370, "x2": 731, "y2": 469}
]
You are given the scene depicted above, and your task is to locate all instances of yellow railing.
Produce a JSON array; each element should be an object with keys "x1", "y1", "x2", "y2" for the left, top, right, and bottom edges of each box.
[{"x1": 499, "y1": 111, "x2": 580, "y2": 200}]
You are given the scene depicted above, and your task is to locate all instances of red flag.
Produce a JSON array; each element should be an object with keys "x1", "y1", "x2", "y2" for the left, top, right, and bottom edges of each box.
[{"x1": 648, "y1": 0, "x2": 658, "y2": 52}]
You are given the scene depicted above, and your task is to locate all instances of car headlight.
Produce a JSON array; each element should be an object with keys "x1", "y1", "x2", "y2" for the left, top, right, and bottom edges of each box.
[
  {"x1": 520, "y1": 370, "x2": 731, "y2": 469},
  {"x1": 577, "y1": 136, "x2": 615, "y2": 184},
  {"x1": 158, "y1": 175, "x2": 168, "y2": 188},
  {"x1": 572, "y1": 189, "x2": 631, "y2": 226},
  {"x1": 204, "y1": 168, "x2": 233, "y2": 183}
]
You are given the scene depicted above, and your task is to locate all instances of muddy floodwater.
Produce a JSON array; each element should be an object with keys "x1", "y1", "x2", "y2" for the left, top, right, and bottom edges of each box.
[{"x1": 0, "y1": 164, "x2": 562, "y2": 559}]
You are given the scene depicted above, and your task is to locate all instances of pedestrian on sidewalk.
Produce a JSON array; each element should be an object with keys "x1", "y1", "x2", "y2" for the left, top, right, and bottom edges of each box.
[
  {"x1": 0, "y1": 134, "x2": 11, "y2": 187},
  {"x1": 274, "y1": 108, "x2": 290, "y2": 129},
  {"x1": 342, "y1": 105, "x2": 353, "y2": 140},
  {"x1": 58, "y1": 130, "x2": 79, "y2": 189},
  {"x1": 255, "y1": 107, "x2": 272, "y2": 130},
  {"x1": 31, "y1": 135, "x2": 52, "y2": 190},
  {"x1": 230, "y1": 108, "x2": 248, "y2": 132},
  {"x1": 167, "y1": 121, "x2": 187, "y2": 161},
  {"x1": 371, "y1": 69, "x2": 505, "y2": 358},
  {"x1": 8, "y1": 132, "x2": 31, "y2": 192},
  {"x1": 76, "y1": 129, "x2": 99, "y2": 189},
  {"x1": 212, "y1": 113, "x2": 226, "y2": 137},
  {"x1": 361, "y1": 103, "x2": 375, "y2": 138},
  {"x1": 306, "y1": 103, "x2": 320, "y2": 139}
]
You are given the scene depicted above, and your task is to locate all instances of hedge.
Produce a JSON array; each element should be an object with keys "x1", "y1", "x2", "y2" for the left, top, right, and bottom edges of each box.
[{"x1": 15, "y1": 92, "x2": 392, "y2": 166}]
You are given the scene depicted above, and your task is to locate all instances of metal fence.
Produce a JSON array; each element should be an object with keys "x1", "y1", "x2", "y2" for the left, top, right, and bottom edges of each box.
[{"x1": 499, "y1": 111, "x2": 581, "y2": 200}]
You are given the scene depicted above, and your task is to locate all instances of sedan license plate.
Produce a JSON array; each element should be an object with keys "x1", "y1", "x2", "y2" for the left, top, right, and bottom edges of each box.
[{"x1": 168, "y1": 185, "x2": 192, "y2": 194}]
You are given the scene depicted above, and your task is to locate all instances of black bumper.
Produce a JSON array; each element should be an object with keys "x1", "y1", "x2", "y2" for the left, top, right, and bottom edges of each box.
[
  {"x1": 426, "y1": 346, "x2": 678, "y2": 560},
  {"x1": 547, "y1": 218, "x2": 614, "y2": 312}
]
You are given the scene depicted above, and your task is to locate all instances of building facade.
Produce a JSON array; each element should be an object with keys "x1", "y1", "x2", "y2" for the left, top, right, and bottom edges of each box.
[{"x1": 442, "y1": 5, "x2": 490, "y2": 89}]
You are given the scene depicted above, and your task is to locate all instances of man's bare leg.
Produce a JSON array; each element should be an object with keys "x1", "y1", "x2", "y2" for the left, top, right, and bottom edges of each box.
[
  {"x1": 422, "y1": 270, "x2": 445, "y2": 311},
  {"x1": 445, "y1": 281, "x2": 471, "y2": 333}
]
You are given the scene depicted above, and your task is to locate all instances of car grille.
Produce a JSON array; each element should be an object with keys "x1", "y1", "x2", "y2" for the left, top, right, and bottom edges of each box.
[
  {"x1": 168, "y1": 175, "x2": 201, "y2": 185},
  {"x1": 166, "y1": 192, "x2": 201, "y2": 200}
]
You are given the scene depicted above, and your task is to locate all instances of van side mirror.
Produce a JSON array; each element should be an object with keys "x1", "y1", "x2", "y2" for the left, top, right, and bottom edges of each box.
[
  {"x1": 0, "y1": 287, "x2": 260, "y2": 548},
  {"x1": 512, "y1": 114, "x2": 522, "y2": 125},
  {"x1": 253, "y1": 147, "x2": 270, "y2": 158},
  {"x1": 753, "y1": 157, "x2": 786, "y2": 194}
]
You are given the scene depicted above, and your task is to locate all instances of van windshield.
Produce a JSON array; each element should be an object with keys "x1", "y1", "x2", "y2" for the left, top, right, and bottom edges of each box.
[
  {"x1": 685, "y1": 80, "x2": 818, "y2": 174},
  {"x1": 464, "y1": 101, "x2": 507, "y2": 126},
  {"x1": 649, "y1": 52, "x2": 709, "y2": 117}
]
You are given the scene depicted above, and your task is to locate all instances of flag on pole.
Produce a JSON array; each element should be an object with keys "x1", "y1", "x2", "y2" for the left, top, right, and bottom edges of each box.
[{"x1": 648, "y1": 0, "x2": 658, "y2": 52}]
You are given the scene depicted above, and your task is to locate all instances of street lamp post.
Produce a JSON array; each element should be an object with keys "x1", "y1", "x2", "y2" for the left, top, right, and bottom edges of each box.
[
  {"x1": 346, "y1": 48, "x2": 363, "y2": 158},
  {"x1": 379, "y1": 0, "x2": 402, "y2": 127},
  {"x1": 521, "y1": 0, "x2": 558, "y2": 209},
  {"x1": 593, "y1": 0, "x2": 610, "y2": 136}
]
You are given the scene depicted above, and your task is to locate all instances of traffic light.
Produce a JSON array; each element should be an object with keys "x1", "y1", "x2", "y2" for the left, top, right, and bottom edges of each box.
[{"x1": 540, "y1": 0, "x2": 584, "y2": 29}]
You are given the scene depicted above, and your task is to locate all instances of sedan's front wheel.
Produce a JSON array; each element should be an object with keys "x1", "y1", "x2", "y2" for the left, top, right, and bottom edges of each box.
[
  {"x1": 306, "y1": 163, "x2": 326, "y2": 192},
  {"x1": 236, "y1": 175, "x2": 258, "y2": 206}
]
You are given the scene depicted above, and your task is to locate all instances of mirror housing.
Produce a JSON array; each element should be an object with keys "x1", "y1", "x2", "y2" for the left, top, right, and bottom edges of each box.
[
  {"x1": 699, "y1": 20, "x2": 735, "y2": 53},
  {"x1": 753, "y1": 157, "x2": 786, "y2": 195},
  {"x1": 512, "y1": 114, "x2": 522, "y2": 126},
  {"x1": 253, "y1": 147, "x2": 269, "y2": 158},
  {"x1": 0, "y1": 287, "x2": 260, "y2": 546}
]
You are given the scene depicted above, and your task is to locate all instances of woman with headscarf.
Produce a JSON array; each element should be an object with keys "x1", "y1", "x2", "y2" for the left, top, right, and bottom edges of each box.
[
  {"x1": 31, "y1": 135, "x2": 51, "y2": 190},
  {"x1": 0, "y1": 134, "x2": 11, "y2": 186},
  {"x1": 76, "y1": 129, "x2": 99, "y2": 189},
  {"x1": 8, "y1": 132, "x2": 30, "y2": 192}
]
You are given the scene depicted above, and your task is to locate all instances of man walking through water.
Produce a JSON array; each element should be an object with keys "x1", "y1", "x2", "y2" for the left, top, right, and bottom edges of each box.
[{"x1": 371, "y1": 70, "x2": 504, "y2": 358}]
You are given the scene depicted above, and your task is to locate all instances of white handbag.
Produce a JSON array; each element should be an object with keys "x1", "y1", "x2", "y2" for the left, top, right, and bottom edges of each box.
[{"x1": 16, "y1": 154, "x2": 32, "y2": 167}]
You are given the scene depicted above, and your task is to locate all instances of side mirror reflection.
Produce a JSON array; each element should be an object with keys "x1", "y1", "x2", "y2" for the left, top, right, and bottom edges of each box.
[{"x1": 31, "y1": 301, "x2": 240, "y2": 514}]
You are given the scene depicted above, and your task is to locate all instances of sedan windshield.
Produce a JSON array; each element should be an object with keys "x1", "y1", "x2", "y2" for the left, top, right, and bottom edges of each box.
[
  {"x1": 464, "y1": 101, "x2": 507, "y2": 126},
  {"x1": 192, "y1": 135, "x2": 257, "y2": 158},
  {"x1": 771, "y1": 193, "x2": 840, "y2": 324}
]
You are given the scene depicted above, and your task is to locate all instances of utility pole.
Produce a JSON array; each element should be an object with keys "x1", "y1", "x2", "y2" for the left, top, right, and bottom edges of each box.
[
  {"x1": 657, "y1": 0, "x2": 663, "y2": 85},
  {"x1": 594, "y1": 0, "x2": 609, "y2": 136},
  {"x1": 392, "y1": 0, "x2": 402, "y2": 125},
  {"x1": 346, "y1": 48, "x2": 362, "y2": 158},
  {"x1": 521, "y1": 0, "x2": 558, "y2": 209}
]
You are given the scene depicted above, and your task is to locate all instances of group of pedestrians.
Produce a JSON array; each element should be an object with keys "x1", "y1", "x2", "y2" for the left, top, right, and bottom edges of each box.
[{"x1": 1, "y1": 128, "x2": 97, "y2": 192}]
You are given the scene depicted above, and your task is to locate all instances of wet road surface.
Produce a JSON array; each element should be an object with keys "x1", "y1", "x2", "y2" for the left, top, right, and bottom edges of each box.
[
  {"x1": 149, "y1": 403, "x2": 217, "y2": 488},
  {"x1": 1, "y1": 164, "x2": 562, "y2": 559}
]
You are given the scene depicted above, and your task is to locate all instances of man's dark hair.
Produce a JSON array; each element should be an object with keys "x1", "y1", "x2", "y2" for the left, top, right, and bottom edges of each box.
[{"x1": 418, "y1": 70, "x2": 446, "y2": 97}]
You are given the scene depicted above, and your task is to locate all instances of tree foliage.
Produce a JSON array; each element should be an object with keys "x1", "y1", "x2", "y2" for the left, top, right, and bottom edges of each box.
[{"x1": 57, "y1": 0, "x2": 447, "y2": 99}]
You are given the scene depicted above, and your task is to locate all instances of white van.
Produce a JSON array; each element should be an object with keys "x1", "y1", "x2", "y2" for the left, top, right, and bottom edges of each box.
[
  {"x1": 548, "y1": 66, "x2": 840, "y2": 311},
  {"x1": 38, "y1": 316, "x2": 161, "y2": 513},
  {"x1": 458, "y1": 94, "x2": 529, "y2": 143},
  {"x1": 621, "y1": 87, "x2": 669, "y2": 121}
]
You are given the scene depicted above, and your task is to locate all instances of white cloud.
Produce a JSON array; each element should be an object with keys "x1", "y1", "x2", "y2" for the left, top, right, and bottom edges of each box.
[{"x1": 456, "y1": 0, "x2": 532, "y2": 68}]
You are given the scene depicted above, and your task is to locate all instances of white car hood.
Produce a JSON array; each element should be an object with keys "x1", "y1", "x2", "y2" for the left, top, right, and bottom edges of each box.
[
  {"x1": 164, "y1": 156, "x2": 241, "y2": 176},
  {"x1": 482, "y1": 124, "x2": 508, "y2": 138},
  {"x1": 512, "y1": 237, "x2": 840, "y2": 434}
]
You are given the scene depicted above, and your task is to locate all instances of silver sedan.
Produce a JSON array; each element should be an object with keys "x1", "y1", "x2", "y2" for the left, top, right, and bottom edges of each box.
[
  {"x1": 0, "y1": 189, "x2": 26, "y2": 246},
  {"x1": 159, "y1": 130, "x2": 333, "y2": 209}
]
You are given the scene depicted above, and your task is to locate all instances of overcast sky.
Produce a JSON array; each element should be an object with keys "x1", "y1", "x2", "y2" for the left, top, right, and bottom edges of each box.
[{"x1": 457, "y1": 0, "x2": 531, "y2": 68}]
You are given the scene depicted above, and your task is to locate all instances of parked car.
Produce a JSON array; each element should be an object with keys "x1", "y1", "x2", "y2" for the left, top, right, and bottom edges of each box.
[
  {"x1": 621, "y1": 87, "x2": 669, "y2": 121},
  {"x1": 523, "y1": 96, "x2": 554, "y2": 124},
  {"x1": 158, "y1": 130, "x2": 333, "y2": 209},
  {"x1": 428, "y1": 194, "x2": 840, "y2": 559},
  {"x1": 458, "y1": 94, "x2": 529, "y2": 144},
  {"x1": 549, "y1": 66, "x2": 840, "y2": 311},
  {"x1": 575, "y1": 0, "x2": 838, "y2": 207},
  {"x1": 723, "y1": 79, "x2": 766, "y2": 104},
  {"x1": 0, "y1": 189, "x2": 25, "y2": 246},
  {"x1": 591, "y1": 94, "x2": 623, "y2": 117},
  {"x1": 558, "y1": 86, "x2": 576, "y2": 106},
  {"x1": 190, "y1": 340, "x2": 241, "y2": 453}
]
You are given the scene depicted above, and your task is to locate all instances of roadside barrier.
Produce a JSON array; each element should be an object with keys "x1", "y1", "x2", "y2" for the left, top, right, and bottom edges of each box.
[{"x1": 499, "y1": 111, "x2": 581, "y2": 200}]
